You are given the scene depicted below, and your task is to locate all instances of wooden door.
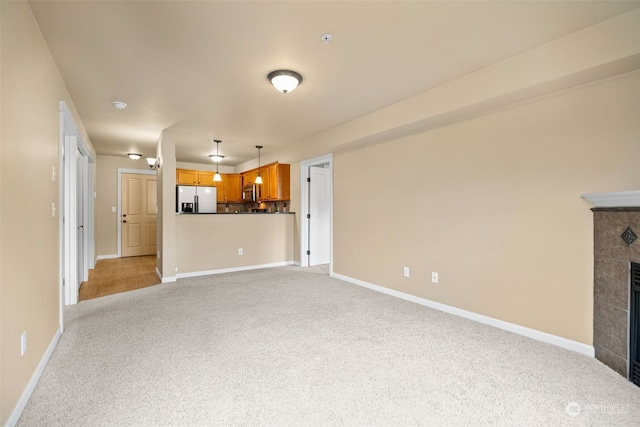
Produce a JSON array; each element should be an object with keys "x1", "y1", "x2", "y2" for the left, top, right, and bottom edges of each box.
[{"x1": 122, "y1": 173, "x2": 157, "y2": 257}]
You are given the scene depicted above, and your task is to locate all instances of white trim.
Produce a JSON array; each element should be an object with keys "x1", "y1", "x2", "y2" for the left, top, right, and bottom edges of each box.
[
  {"x1": 299, "y1": 153, "x2": 333, "y2": 271},
  {"x1": 116, "y1": 168, "x2": 157, "y2": 257},
  {"x1": 60, "y1": 101, "x2": 94, "y2": 307},
  {"x1": 96, "y1": 254, "x2": 119, "y2": 262},
  {"x1": 5, "y1": 328, "x2": 61, "y2": 427},
  {"x1": 175, "y1": 261, "x2": 295, "y2": 279},
  {"x1": 332, "y1": 272, "x2": 595, "y2": 357},
  {"x1": 581, "y1": 190, "x2": 640, "y2": 208}
]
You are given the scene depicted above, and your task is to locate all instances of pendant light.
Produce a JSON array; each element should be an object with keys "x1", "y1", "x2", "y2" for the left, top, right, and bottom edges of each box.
[
  {"x1": 210, "y1": 140, "x2": 223, "y2": 182},
  {"x1": 255, "y1": 145, "x2": 263, "y2": 184}
]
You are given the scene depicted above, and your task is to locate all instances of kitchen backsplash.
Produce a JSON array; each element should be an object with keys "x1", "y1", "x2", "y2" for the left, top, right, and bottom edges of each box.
[{"x1": 217, "y1": 201, "x2": 290, "y2": 213}]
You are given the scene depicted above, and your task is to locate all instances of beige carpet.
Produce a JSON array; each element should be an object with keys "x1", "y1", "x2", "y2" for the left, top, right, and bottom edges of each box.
[{"x1": 17, "y1": 265, "x2": 640, "y2": 426}]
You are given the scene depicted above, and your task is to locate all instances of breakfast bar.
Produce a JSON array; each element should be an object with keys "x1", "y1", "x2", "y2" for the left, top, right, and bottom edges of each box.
[{"x1": 175, "y1": 212, "x2": 296, "y2": 277}]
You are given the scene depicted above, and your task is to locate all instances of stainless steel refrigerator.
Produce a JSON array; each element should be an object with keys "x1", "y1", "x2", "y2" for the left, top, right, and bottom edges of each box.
[{"x1": 177, "y1": 186, "x2": 217, "y2": 213}]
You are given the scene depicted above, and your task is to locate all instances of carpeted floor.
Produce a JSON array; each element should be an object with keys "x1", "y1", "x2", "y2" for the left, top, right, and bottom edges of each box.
[{"x1": 17, "y1": 265, "x2": 640, "y2": 426}]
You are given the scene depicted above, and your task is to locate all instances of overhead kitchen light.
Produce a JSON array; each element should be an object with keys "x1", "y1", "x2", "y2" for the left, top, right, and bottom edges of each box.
[
  {"x1": 255, "y1": 145, "x2": 263, "y2": 184},
  {"x1": 209, "y1": 139, "x2": 225, "y2": 163},
  {"x1": 128, "y1": 153, "x2": 142, "y2": 160},
  {"x1": 146, "y1": 157, "x2": 157, "y2": 169},
  {"x1": 267, "y1": 70, "x2": 303, "y2": 94},
  {"x1": 113, "y1": 101, "x2": 128, "y2": 110},
  {"x1": 212, "y1": 140, "x2": 223, "y2": 182}
]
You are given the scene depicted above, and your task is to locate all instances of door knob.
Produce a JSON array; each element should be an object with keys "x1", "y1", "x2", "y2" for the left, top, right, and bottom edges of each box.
[
  {"x1": 122, "y1": 220, "x2": 127, "y2": 223},
  {"x1": 122, "y1": 214, "x2": 127, "y2": 217}
]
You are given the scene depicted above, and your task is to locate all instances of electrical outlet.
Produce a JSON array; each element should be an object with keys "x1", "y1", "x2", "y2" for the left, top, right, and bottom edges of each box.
[
  {"x1": 432, "y1": 272, "x2": 439, "y2": 283},
  {"x1": 238, "y1": 248, "x2": 243, "y2": 255},
  {"x1": 111, "y1": 206, "x2": 117, "y2": 213},
  {"x1": 403, "y1": 267, "x2": 410, "y2": 277},
  {"x1": 21, "y1": 331, "x2": 27, "y2": 356}
]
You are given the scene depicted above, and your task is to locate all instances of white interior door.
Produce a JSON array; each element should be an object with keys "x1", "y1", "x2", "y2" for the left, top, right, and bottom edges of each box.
[
  {"x1": 61, "y1": 101, "x2": 94, "y2": 307},
  {"x1": 309, "y1": 165, "x2": 331, "y2": 266},
  {"x1": 76, "y1": 148, "x2": 84, "y2": 291}
]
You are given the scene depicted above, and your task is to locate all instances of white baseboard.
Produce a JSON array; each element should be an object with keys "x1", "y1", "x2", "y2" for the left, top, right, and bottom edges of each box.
[
  {"x1": 331, "y1": 273, "x2": 595, "y2": 358},
  {"x1": 6, "y1": 327, "x2": 62, "y2": 427},
  {"x1": 175, "y1": 261, "x2": 295, "y2": 279},
  {"x1": 155, "y1": 267, "x2": 176, "y2": 283},
  {"x1": 95, "y1": 254, "x2": 118, "y2": 263}
]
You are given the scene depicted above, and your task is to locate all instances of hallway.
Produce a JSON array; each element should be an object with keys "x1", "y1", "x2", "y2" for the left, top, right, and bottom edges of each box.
[{"x1": 79, "y1": 255, "x2": 160, "y2": 301}]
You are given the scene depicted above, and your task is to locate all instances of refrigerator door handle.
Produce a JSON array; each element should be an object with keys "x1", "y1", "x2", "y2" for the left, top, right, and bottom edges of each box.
[{"x1": 194, "y1": 195, "x2": 199, "y2": 213}]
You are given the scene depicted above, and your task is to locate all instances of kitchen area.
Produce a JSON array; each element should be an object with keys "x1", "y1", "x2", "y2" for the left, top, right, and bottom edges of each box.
[{"x1": 173, "y1": 161, "x2": 297, "y2": 278}]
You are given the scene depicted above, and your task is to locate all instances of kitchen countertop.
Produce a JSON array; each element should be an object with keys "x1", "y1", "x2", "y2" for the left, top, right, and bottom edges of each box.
[{"x1": 176, "y1": 212, "x2": 295, "y2": 215}]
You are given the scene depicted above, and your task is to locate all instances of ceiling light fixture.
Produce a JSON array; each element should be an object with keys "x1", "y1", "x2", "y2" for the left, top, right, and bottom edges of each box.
[
  {"x1": 268, "y1": 70, "x2": 303, "y2": 94},
  {"x1": 212, "y1": 140, "x2": 223, "y2": 182},
  {"x1": 127, "y1": 153, "x2": 142, "y2": 160},
  {"x1": 255, "y1": 145, "x2": 263, "y2": 184},
  {"x1": 113, "y1": 101, "x2": 128, "y2": 110}
]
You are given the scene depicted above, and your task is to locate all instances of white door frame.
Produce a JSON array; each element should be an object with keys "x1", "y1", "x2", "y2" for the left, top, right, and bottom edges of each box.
[
  {"x1": 117, "y1": 168, "x2": 157, "y2": 258},
  {"x1": 299, "y1": 153, "x2": 333, "y2": 270},
  {"x1": 60, "y1": 101, "x2": 95, "y2": 309}
]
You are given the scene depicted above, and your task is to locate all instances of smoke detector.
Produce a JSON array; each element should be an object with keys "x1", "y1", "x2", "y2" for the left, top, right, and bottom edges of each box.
[{"x1": 321, "y1": 33, "x2": 332, "y2": 44}]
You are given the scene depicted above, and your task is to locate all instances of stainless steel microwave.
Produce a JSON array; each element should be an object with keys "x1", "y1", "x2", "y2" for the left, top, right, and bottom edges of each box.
[{"x1": 242, "y1": 184, "x2": 255, "y2": 202}]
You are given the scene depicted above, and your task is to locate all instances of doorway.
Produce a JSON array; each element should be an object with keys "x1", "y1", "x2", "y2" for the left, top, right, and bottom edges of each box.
[
  {"x1": 60, "y1": 101, "x2": 94, "y2": 311},
  {"x1": 118, "y1": 169, "x2": 157, "y2": 257},
  {"x1": 300, "y1": 154, "x2": 333, "y2": 269}
]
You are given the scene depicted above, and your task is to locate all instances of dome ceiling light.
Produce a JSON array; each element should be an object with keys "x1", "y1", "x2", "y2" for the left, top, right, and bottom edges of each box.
[
  {"x1": 113, "y1": 101, "x2": 128, "y2": 110},
  {"x1": 267, "y1": 70, "x2": 303, "y2": 94}
]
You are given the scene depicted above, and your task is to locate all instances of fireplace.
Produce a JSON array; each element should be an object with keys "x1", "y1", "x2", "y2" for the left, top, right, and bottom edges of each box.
[
  {"x1": 583, "y1": 190, "x2": 640, "y2": 385},
  {"x1": 631, "y1": 262, "x2": 639, "y2": 385}
]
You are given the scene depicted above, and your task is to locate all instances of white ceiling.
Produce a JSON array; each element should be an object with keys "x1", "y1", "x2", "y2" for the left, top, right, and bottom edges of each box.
[{"x1": 29, "y1": 1, "x2": 640, "y2": 166}]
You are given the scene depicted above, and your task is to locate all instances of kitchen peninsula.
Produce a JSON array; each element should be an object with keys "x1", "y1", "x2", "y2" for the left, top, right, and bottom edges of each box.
[
  {"x1": 175, "y1": 212, "x2": 295, "y2": 277},
  {"x1": 174, "y1": 163, "x2": 296, "y2": 277}
]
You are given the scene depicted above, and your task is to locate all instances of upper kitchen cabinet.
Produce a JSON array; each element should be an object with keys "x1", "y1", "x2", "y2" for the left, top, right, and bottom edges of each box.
[
  {"x1": 176, "y1": 169, "x2": 216, "y2": 186},
  {"x1": 197, "y1": 171, "x2": 216, "y2": 187},
  {"x1": 251, "y1": 163, "x2": 290, "y2": 201},
  {"x1": 176, "y1": 169, "x2": 198, "y2": 185},
  {"x1": 224, "y1": 174, "x2": 243, "y2": 203}
]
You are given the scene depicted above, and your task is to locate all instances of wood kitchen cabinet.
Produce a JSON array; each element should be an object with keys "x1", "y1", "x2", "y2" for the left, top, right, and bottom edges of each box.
[
  {"x1": 176, "y1": 169, "x2": 198, "y2": 185},
  {"x1": 196, "y1": 171, "x2": 216, "y2": 187},
  {"x1": 241, "y1": 163, "x2": 290, "y2": 201},
  {"x1": 176, "y1": 169, "x2": 216, "y2": 186},
  {"x1": 224, "y1": 174, "x2": 242, "y2": 203}
]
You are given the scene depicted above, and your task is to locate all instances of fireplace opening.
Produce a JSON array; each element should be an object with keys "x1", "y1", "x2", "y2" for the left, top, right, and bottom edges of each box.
[{"x1": 631, "y1": 262, "x2": 640, "y2": 386}]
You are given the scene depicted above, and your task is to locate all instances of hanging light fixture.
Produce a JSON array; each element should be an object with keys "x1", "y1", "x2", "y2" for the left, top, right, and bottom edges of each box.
[
  {"x1": 255, "y1": 145, "x2": 263, "y2": 184},
  {"x1": 211, "y1": 140, "x2": 223, "y2": 182},
  {"x1": 268, "y1": 70, "x2": 303, "y2": 94}
]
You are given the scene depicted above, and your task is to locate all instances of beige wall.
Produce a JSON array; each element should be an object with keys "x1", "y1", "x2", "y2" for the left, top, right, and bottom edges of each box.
[
  {"x1": 269, "y1": 10, "x2": 640, "y2": 346},
  {"x1": 332, "y1": 71, "x2": 640, "y2": 344},
  {"x1": 158, "y1": 131, "x2": 176, "y2": 280},
  {"x1": 95, "y1": 155, "x2": 157, "y2": 257},
  {"x1": 0, "y1": 2, "x2": 95, "y2": 424},
  {"x1": 175, "y1": 214, "x2": 294, "y2": 274}
]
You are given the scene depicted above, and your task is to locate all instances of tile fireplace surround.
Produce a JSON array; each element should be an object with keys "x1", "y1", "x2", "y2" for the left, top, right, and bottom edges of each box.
[{"x1": 582, "y1": 190, "x2": 640, "y2": 381}]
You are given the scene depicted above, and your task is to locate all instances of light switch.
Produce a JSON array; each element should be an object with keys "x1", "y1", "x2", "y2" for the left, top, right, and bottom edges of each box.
[{"x1": 111, "y1": 207, "x2": 117, "y2": 213}]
